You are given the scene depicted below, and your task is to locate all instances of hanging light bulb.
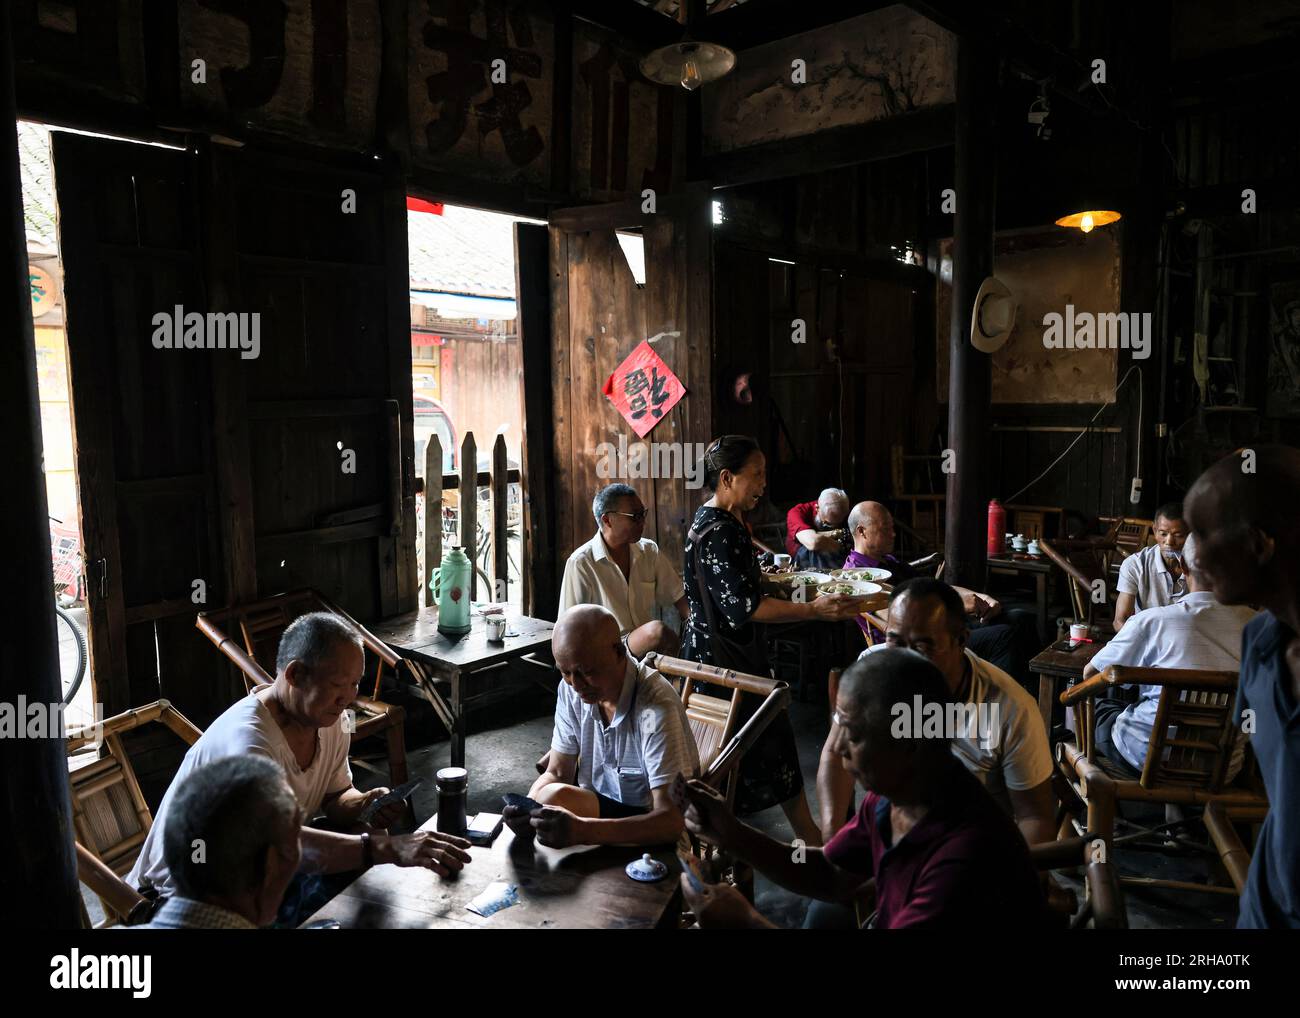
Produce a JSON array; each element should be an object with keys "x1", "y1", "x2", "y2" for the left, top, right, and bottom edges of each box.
[
  {"x1": 680, "y1": 53, "x2": 703, "y2": 91},
  {"x1": 1055, "y1": 209, "x2": 1121, "y2": 233},
  {"x1": 641, "y1": 40, "x2": 736, "y2": 92}
]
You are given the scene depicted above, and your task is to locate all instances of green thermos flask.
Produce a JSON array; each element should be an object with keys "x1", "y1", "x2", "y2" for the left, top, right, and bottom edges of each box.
[{"x1": 431, "y1": 546, "x2": 472, "y2": 637}]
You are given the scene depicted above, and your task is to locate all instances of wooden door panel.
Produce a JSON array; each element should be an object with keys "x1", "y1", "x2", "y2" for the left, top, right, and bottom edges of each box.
[
  {"x1": 54, "y1": 132, "x2": 231, "y2": 722},
  {"x1": 223, "y1": 148, "x2": 416, "y2": 621},
  {"x1": 549, "y1": 193, "x2": 713, "y2": 578}
]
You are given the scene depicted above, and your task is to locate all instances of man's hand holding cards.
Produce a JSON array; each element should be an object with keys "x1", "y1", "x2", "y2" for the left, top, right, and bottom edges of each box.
[{"x1": 501, "y1": 792, "x2": 543, "y2": 841}]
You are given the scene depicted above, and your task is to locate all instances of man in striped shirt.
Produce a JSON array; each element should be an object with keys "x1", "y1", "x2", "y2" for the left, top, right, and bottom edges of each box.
[{"x1": 505, "y1": 605, "x2": 699, "y2": 849}]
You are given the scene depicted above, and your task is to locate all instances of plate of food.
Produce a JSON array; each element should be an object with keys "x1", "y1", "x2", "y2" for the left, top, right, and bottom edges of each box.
[
  {"x1": 783, "y1": 571, "x2": 831, "y2": 589},
  {"x1": 816, "y1": 580, "x2": 883, "y2": 599},
  {"x1": 832, "y1": 566, "x2": 892, "y2": 583}
]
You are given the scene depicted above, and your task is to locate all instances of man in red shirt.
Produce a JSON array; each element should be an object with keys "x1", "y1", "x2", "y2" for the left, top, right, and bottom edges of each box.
[
  {"x1": 679, "y1": 648, "x2": 1049, "y2": 928},
  {"x1": 786, "y1": 488, "x2": 851, "y2": 569}
]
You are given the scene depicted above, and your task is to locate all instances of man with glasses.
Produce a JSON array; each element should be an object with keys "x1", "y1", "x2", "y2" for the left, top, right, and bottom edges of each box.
[{"x1": 558, "y1": 483, "x2": 687, "y2": 659}]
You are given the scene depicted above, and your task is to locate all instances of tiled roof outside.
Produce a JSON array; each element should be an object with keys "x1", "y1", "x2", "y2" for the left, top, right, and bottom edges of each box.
[
  {"x1": 18, "y1": 121, "x2": 58, "y2": 251},
  {"x1": 408, "y1": 204, "x2": 523, "y2": 299}
]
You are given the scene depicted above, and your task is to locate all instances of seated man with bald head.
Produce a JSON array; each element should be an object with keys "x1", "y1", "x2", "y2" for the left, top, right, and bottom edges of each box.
[
  {"x1": 1187, "y1": 445, "x2": 1300, "y2": 928},
  {"x1": 846, "y1": 500, "x2": 1039, "y2": 688},
  {"x1": 505, "y1": 605, "x2": 700, "y2": 849}
]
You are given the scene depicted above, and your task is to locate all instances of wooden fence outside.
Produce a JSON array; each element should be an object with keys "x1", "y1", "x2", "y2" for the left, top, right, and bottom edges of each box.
[{"x1": 418, "y1": 431, "x2": 522, "y2": 609}]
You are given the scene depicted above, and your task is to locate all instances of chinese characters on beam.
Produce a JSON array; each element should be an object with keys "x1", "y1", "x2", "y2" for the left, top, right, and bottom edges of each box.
[{"x1": 603, "y1": 341, "x2": 686, "y2": 438}]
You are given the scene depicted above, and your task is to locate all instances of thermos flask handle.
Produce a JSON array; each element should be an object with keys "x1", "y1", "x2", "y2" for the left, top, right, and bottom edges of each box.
[{"x1": 430, "y1": 567, "x2": 441, "y2": 599}]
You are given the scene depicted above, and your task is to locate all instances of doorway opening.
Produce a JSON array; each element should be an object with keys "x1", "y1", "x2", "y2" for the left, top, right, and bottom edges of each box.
[
  {"x1": 407, "y1": 200, "x2": 541, "y2": 609},
  {"x1": 19, "y1": 119, "x2": 96, "y2": 733}
]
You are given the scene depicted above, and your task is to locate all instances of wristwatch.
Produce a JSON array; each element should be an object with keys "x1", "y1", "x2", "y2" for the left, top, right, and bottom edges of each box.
[{"x1": 360, "y1": 832, "x2": 374, "y2": 867}]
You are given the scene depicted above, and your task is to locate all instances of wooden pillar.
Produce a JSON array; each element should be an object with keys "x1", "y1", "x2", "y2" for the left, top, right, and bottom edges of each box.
[
  {"x1": 0, "y1": 7, "x2": 82, "y2": 927},
  {"x1": 943, "y1": 37, "x2": 998, "y2": 590}
]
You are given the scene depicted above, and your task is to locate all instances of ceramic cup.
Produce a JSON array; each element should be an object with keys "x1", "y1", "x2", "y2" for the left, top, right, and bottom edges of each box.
[
  {"x1": 1069, "y1": 622, "x2": 1089, "y2": 645},
  {"x1": 486, "y1": 615, "x2": 507, "y2": 642}
]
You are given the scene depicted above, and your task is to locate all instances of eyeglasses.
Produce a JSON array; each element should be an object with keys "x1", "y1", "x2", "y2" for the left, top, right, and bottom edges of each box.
[{"x1": 608, "y1": 509, "x2": 649, "y2": 523}]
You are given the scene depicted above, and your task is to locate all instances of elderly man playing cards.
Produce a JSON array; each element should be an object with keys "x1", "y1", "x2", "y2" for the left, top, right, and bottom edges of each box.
[
  {"x1": 129, "y1": 612, "x2": 471, "y2": 926},
  {"x1": 504, "y1": 605, "x2": 700, "y2": 849}
]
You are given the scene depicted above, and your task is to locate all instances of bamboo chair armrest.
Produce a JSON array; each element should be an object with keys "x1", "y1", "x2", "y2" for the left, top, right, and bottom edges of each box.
[
  {"x1": 196, "y1": 614, "x2": 274, "y2": 685},
  {"x1": 1037, "y1": 539, "x2": 1097, "y2": 589},
  {"x1": 353, "y1": 695, "x2": 401, "y2": 717},
  {"x1": 1059, "y1": 665, "x2": 1238, "y2": 706},
  {"x1": 316, "y1": 593, "x2": 402, "y2": 669},
  {"x1": 1029, "y1": 836, "x2": 1093, "y2": 870},
  {"x1": 1059, "y1": 671, "x2": 1115, "y2": 706},
  {"x1": 76, "y1": 842, "x2": 151, "y2": 926},
  {"x1": 643, "y1": 654, "x2": 782, "y2": 697}
]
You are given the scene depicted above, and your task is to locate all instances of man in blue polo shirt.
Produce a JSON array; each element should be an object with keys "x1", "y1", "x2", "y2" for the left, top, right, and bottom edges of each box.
[{"x1": 1186, "y1": 445, "x2": 1300, "y2": 928}]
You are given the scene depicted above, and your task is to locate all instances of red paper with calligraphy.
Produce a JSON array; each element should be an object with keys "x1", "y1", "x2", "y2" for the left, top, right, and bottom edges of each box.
[{"x1": 602, "y1": 342, "x2": 685, "y2": 437}]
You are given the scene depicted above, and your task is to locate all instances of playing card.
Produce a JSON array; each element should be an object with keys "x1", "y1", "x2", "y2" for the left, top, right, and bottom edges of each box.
[
  {"x1": 357, "y1": 778, "x2": 422, "y2": 826},
  {"x1": 466, "y1": 881, "x2": 519, "y2": 918},
  {"x1": 677, "y1": 851, "x2": 707, "y2": 894},
  {"x1": 668, "y1": 773, "x2": 689, "y2": 815},
  {"x1": 501, "y1": 792, "x2": 543, "y2": 814}
]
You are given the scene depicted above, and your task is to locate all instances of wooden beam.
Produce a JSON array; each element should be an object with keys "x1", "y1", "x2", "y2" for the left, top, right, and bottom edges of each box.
[
  {"x1": 706, "y1": 0, "x2": 892, "y2": 50},
  {"x1": 514, "y1": 223, "x2": 558, "y2": 620},
  {"x1": 943, "y1": 37, "x2": 997, "y2": 591},
  {"x1": 0, "y1": 7, "x2": 82, "y2": 928},
  {"x1": 568, "y1": 0, "x2": 682, "y2": 48},
  {"x1": 704, "y1": 106, "x2": 955, "y2": 187},
  {"x1": 549, "y1": 180, "x2": 713, "y2": 231}
]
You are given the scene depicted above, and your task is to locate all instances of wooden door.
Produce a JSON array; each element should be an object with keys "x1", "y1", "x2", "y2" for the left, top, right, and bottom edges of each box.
[
  {"x1": 548, "y1": 188, "x2": 713, "y2": 582},
  {"x1": 214, "y1": 147, "x2": 418, "y2": 621},
  {"x1": 53, "y1": 133, "x2": 235, "y2": 729}
]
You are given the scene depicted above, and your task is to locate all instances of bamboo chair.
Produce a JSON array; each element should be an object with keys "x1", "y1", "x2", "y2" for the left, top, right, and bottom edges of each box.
[
  {"x1": 1098, "y1": 516, "x2": 1154, "y2": 561},
  {"x1": 64, "y1": 699, "x2": 203, "y2": 927},
  {"x1": 1055, "y1": 665, "x2": 1268, "y2": 905},
  {"x1": 1039, "y1": 536, "x2": 1119, "y2": 626},
  {"x1": 642, "y1": 654, "x2": 791, "y2": 907},
  {"x1": 1029, "y1": 835, "x2": 1128, "y2": 929},
  {"x1": 195, "y1": 590, "x2": 410, "y2": 814}
]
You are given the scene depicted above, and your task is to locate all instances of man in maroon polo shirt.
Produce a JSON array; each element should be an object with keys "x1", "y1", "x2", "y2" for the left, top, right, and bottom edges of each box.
[{"x1": 679, "y1": 648, "x2": 1049, "y2": 928}]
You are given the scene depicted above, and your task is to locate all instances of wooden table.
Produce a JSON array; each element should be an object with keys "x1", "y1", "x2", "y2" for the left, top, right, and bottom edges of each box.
[
  {"x1": 988, "y1": 554, "x2": 1054, "y2": 643},
  {"x1": 372, "y1": 606, "x2": 554, "y2": 767},
  {"x1": 300, "y1": 817, "x2": 683, "y2": 930},
  {"x1": 1029, "y1": 636, "x2": 1112, "y2": 734}
]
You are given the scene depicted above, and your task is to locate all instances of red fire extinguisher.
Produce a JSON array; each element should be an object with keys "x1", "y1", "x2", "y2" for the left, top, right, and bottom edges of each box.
[{"x1": 987, "y1": 500, "x2": 1006, "y2": 556}]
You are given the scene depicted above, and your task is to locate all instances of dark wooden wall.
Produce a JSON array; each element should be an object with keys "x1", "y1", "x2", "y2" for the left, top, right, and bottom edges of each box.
[
  {"x1": 712, "y1": 158, "x2": 934, "y2": 513},
  {"x1": 714, "y1": 244, "x2": 921, "y2": 508}
]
